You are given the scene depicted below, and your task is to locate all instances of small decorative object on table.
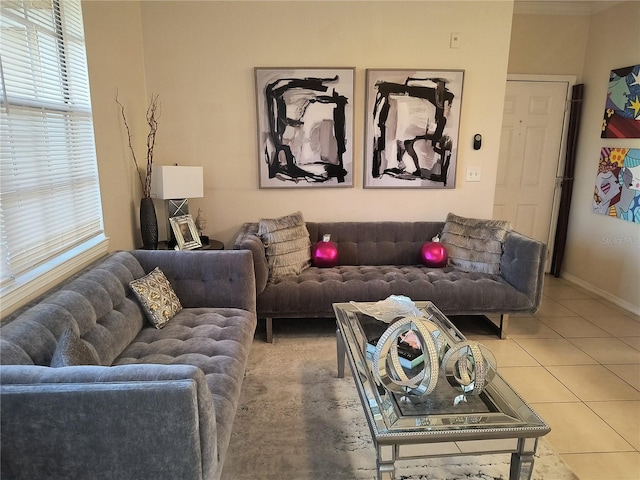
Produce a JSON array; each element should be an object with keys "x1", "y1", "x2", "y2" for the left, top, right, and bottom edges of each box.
[
  {"x1": 356, "y1": 295, "x2": 497, "y2": 404},
  {"x1": 195, "y1": 208, "x2": 209, "y2": 245},
  {"x1": 169, "y1": 214, "x2": 202, "y2": 250},
  {"x1": 311, "y1": 234, "x2": 339, "y2": 267}
]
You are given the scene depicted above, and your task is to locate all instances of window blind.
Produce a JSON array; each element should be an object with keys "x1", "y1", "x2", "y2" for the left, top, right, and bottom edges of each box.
[{"x1": 0, "y1": 0, "x2": 104, "y2": 288}]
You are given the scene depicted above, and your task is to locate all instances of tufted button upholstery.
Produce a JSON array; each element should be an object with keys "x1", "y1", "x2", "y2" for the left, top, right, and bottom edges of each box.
[{"x1": 256, "y1": 265, "x2": 533, "y2": 318}]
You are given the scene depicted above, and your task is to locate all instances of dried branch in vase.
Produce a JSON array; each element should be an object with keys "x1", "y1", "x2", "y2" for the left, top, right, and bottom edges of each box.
[{"x1": 116, "y1": 92, "x2": 161, "y2": 198}]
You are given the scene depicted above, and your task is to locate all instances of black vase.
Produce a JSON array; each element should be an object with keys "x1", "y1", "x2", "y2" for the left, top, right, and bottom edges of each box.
[{"x1": 139, "y1": 197, "x2": 158, "y2": 250}]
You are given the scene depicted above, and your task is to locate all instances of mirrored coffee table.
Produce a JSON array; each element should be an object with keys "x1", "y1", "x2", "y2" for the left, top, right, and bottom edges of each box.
[{"x1": 334, "y1": 301, "x2": 550, "y2": 480}]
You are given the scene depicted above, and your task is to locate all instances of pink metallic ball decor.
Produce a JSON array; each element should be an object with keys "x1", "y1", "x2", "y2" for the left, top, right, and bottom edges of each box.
[
  {"x1": 311, "y1": 234, "x2": 339, "y2": 268},
  {"x1": 420, "y1": 235, "x2": 448, "y2": 268}
]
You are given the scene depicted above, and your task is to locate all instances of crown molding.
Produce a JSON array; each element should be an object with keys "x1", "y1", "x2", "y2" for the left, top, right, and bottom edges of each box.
[{"x1": 514, "y1": 1, "x2": 625, "y2": 16}]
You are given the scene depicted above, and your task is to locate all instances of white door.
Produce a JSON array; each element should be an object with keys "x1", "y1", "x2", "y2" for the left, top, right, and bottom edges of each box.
[{"x1": 494, "y1": 80, "x2": 569, "y2": 269}]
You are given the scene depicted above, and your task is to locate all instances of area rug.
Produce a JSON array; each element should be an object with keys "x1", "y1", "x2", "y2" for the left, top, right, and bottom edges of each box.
[{"x1": 221, "y1": 319, "x2": 579, "y2": 480}]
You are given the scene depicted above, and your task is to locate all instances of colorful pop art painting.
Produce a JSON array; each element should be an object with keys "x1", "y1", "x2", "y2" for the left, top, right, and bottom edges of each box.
[
  {"x1": 593, "y1": 147, "x2": 640, "y2": 223},
  {"x1": 601, "y1": 64, "x2": 640, "y2": 139}
]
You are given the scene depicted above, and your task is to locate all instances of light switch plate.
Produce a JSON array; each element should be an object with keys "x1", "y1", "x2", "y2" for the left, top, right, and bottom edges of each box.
[{"x1": 466, "y1": 167, "x2": 481, "y2": 182}]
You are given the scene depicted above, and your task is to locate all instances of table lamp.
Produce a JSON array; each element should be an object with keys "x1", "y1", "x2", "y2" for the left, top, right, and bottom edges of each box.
[{"x1": 152, "y1": 165, "x2": 204, "y2": 247}]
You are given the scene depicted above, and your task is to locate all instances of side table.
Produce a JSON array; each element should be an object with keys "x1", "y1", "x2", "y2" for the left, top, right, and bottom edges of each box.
[{"x1": 156, "y1": 239, "x2": 225, "y2": 250}]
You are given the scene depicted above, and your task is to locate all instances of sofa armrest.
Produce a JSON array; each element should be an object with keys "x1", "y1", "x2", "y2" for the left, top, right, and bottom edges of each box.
[
  {"x1": 131, "y1": 249, "x2": 256, "y2": 313},
  {"x1": 1, "y1": 364, "x2": 218, "y2": 480},
  {"x1": 500, "y1": 232, "x2": 547, "y2": 312},
  {"x1": 233, "y1": 223, "x2": 268, "y2": 295}
]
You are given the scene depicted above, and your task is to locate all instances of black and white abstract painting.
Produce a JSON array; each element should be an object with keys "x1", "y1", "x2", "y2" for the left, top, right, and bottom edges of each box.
[
  {"x1": 255, "y1": 68, "x2": 354, "y2": 188},
  {"x1": 364, "y1": 69, "x2": 464, "y2": 188}
]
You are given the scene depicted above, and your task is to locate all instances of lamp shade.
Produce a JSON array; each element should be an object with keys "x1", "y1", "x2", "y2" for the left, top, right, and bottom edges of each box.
[{"x1": 152, "y1": 166, "x2": 204, "y2": 199}]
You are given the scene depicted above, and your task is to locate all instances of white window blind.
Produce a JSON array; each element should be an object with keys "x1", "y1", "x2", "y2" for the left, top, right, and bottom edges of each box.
[{"x1": 0, "y1": 1, "x2": 105, "y2": 294}]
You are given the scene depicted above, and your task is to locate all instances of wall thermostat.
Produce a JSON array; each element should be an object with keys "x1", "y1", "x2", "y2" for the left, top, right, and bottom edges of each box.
[{"x1": 473, "y1": 134, "x2": 482, "y2": 150}]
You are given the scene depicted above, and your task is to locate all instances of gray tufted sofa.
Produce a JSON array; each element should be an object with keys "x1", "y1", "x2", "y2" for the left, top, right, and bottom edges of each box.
[
  {"x1": 234, "y1": 221, "x2": 546, "y2": 342},
  {"x1": 0, "y1": 249, "x2": 257, "y2": 480}
]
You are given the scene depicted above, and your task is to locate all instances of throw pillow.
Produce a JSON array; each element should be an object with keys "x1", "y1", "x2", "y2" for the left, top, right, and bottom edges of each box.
[
  {"x1": 50, "y1": 327, "x2": 100, "y2": 367},
  {"x1": 258, "y1": 211, "x2": 311, "y2": 281},
  {"x1": 129, "y1": 267, "x2": 182, "y2": 329},
  {"x1": 439, "y1": 212, "x2": 511, "y2": 274}
]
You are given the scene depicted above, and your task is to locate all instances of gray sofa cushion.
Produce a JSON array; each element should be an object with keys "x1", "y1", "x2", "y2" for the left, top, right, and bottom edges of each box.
[
  {"x1": 255, "y1": 265, "x2": 533, "y2": 318},
  {"x1": 0, "y1": 252, "x2": 146, "y2": 367},
  {"x1": 440, "y1": 212, "x2": 511, "y2": 274},
  {"x1": 50, "y1": 327, "x2": 100, "y2": 367},
  {"x1": 114, "y1": 306, "x2": 256, "y2": 469}
]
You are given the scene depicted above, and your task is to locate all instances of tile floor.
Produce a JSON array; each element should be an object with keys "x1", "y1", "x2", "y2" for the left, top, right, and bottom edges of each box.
[{"x1": 463, "y1": 275, "x2": 640, "y2": 480}]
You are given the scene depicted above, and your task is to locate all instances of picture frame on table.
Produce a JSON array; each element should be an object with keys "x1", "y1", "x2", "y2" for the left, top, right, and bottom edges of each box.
[
  {"x1": 169, "y1": 214, "x2": 202, "y2": 250},
  {"x1": 254, "y1": 67, "x2": 355, "y2": 188}
]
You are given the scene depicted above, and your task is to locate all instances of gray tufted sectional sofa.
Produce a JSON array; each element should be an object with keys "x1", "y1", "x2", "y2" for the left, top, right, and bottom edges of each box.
[
  {"x1": 0, "y1": 249, "x2": 257, "y2": 480},
  {"x1": 234, "y1": 221, "x2": 546, "y2": 342}
]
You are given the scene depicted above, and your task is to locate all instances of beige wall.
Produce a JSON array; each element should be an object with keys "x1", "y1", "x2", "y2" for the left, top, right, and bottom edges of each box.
[
  {"x1": 562, "y1": 1, "x2": 640, "y2": 313},
  {"x1": 508, "y1": 13, "x2": 589, "y2": 79},
  {"x1": 83, "y1": 0, "x2": 514, "y2": 247},
  {"x1": 83, "y1": 1, "x2": 150, "y2": 251}
]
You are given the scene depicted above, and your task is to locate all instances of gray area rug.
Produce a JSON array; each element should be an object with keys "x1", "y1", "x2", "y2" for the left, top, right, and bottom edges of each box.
[{"x1": 222, "y1": 319, "x2": 579, "y2": 480}]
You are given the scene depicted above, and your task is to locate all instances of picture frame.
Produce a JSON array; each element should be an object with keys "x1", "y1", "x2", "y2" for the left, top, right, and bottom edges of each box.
[
  {"x1": 255, "y1": 67, "x2": 355, "y2": 188},
  {"x1": 364, "y1": 69, "x2": 464, "y2": 189},
  {"x1": 169, "y1": 214, "x2": 202, "y2": 250},
  {"x1": 601, "y1": 64, "x2": 640, "y2": 139}
]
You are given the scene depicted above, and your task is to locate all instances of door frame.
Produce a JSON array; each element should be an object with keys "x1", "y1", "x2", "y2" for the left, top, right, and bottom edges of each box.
[{"x1": 504, "y1": 74, "x2": 576, "y2": 272}]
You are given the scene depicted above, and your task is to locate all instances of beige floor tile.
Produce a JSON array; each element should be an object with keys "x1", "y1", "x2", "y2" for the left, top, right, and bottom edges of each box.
[
  {"x1": 547, "y1": 365, "x2": 640, "y2": 401},
  {"x1": 473, "y1": 338, "x2": 539, "y2": 367},
  {"x1": 499, "y1": 366, "x2": 579, "y2": 403},
  {"x1": 562, "y1": 452, "x2": 640, "y2": 480},
  {"x1": 535, "y1": 297, "x2": 580, "y2": 317},
  {"x1": 532, "y1": 402, "x2": 633, "y2": 454},
  {"x1": 587, "y1": 401, "x2": 640, "y2": 450},
  {"x1": 515, "y1": 338, "x2": 598, "y2": 366},
  {"x1": 586, "y1": 315, "x2": 640, "y2": 337},
  {"x1": 507, "y1": 316, "x2": 563, "y2": 338},
  {"x1": 542, "y1": 284, "x2": 592, "y2": 301},
  {"x1": 569, "y1": 337, "x2": 640, "y2": 364},
  {"x1": 538, "y1": 316, "x2": 611, "y2": 338},
  {"x1": 606, "y1": 364, "x2": 640, "y2": 390},
  {"x1": 620, "y1": 336, "x2": 640, "y2": 351},
  {"x1": 559, "y1": 298, "x2": 627, "y2": 318}
]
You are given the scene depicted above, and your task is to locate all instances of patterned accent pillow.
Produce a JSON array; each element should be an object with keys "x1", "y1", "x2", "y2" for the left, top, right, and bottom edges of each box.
[
  {"x1": 440, "y1": 212, "x2": 511, "y2": 275},
  {"x1": 50, "y1": 327, "x2": 100, "y2": 367},
  {"x1": 129, "y1": 267, "x2": 182, "y2": 329},
  {"x1": 258, "y1": 211, "x2": 311, "y2": 281}
]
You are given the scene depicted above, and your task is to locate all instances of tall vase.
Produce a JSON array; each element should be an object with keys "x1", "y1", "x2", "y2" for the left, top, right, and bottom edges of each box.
[{"x1": 139, "y1": 197, "x2": 158, "y2": 250}]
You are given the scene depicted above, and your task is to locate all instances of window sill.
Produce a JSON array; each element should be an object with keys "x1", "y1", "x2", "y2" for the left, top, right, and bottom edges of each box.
[{"x1": 0, "y1": 235, "x2": 110, "y2": 320}]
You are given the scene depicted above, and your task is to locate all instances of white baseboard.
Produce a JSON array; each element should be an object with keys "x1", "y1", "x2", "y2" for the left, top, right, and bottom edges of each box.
[{"x1": 560, "y1": 272, "x2": 640, "y2": 316}]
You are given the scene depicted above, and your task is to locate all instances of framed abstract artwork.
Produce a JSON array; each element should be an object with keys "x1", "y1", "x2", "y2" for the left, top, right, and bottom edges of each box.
[
  {"x1": 601, "y1": 64, "x2": 640, "y2": 139},
  {"x1": 593, "y1": 147, "x2": 640, "y2": 223},
  {"x1": 364, "y1": 69, "x2": 464, "y2": 189},
  {"x1": 255, "y1": 67, "x2": 355, "y2": 188}
]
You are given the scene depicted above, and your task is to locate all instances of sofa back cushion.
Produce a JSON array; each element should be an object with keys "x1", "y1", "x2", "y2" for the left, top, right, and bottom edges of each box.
[
  {"x1": 0, "y1": 252, "x2": 147, "y2": 366},
  {"x1": 306, "y1": 222, "x2": 444, "y2": 266}
]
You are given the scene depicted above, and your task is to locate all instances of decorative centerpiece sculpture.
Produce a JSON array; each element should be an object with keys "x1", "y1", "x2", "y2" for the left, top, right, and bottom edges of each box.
[{"x1": 354, "y1": 296, "x2": 497, "y2": 404}]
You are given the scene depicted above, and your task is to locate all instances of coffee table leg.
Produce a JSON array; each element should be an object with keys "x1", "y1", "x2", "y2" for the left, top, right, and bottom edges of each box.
[
  {"x1": 377, "y1": 444, "x2": 396, "y2": 480},
  {"x1": 336, "y1": 326, "x2": 346, "y2": 378},
  {"x1": 509, "y1": 438, "x2": 536, "y2": 480}
]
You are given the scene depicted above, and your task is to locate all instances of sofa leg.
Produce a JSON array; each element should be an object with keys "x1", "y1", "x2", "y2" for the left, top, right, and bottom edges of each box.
[
  {"x1": 500, "y1": 314, "x2": 509, "y2": 339},
  {"x1": 266, "y1": 317, "x2": 273, "y2": 343}
]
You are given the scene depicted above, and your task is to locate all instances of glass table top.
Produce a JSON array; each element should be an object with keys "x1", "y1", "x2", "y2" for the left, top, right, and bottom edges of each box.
[{"x1": 333, "y1": 301, "x2": 550, "y2": 443}]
